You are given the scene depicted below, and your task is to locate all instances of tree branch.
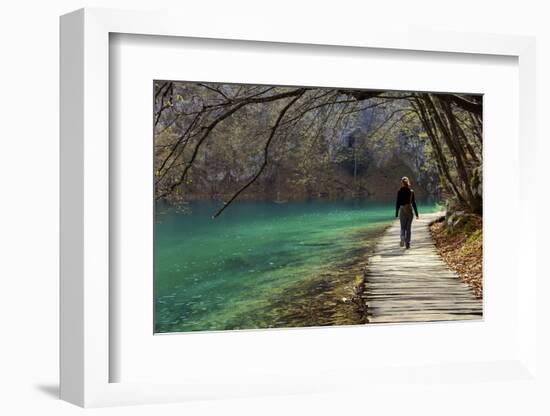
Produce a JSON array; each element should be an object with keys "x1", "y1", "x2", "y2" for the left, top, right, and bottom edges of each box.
[
  {"x1": 156, "y1": 88, "x2": 307, "y2": 199},
  {"x1": 449, "y1": 94, "x2": 482, "y2": 116},
  {"x1": 198, "y1": 83, "x2": 231, "y2": 102},
  {"x1": 211, "y1": 92, "x2": 305, "y2": 218}
]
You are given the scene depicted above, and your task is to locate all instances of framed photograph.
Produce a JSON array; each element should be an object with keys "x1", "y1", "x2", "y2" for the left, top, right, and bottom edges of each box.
[
  {"x1": 60, "y1": 8, "x2": 538, "y2": 407},
  {"x1": 151, "y1": 80, "x2": 483, "y2": 334}
]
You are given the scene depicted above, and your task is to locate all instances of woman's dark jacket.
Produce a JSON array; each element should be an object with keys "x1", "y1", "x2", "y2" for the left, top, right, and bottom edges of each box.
[{"x1": 395, "y1": 187, "x2": 419, "y2": 217}]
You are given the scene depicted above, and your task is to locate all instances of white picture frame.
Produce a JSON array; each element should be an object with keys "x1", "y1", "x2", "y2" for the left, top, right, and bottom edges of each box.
[{"x1": 60, "y1": 7, "x2": 538, "y2": 408}]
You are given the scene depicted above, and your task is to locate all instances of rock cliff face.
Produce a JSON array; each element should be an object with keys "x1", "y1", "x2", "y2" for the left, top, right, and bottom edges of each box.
[
  {"x1": 177, "y1": 130, "x2": 441, "y2": 203},
  {"x1": 320, "y1": 131, "x2": 441, "y2": 202},
  {"x1": 323, "y1": 128, "x2": 441, "y2": 202},
  {"x1": 180, "y1": 155, "x2": 439, "y2": 203},
  {"x1": 348, "y1": 156, "x2": 433, "y2": 202}
]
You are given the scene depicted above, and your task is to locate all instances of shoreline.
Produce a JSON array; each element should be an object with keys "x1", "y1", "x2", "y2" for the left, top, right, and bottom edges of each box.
[
  {"x1": 156, "y1": 196, "x2": 442, "y2": 208},
  {"x1": 156, "y1": 217, "x2": 394, "y2": 333},
  {"x1": 156, "y1": 202, "x2": 443, "y2": 332},
  {"x1": 212, "y1": 221, "x2": 394, "y2": 331},
  {"x1": 155, "y1": 200, "x2": 416, "y2": 332}
]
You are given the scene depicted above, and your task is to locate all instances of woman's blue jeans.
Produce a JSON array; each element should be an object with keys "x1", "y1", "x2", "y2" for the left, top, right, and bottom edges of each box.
[{"x1": 399, "y1": 206, "x2": 414, "y2": 244}]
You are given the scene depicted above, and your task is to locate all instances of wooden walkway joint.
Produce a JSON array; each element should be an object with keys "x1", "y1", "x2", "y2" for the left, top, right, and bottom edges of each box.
[{"x1": 364, "y1": 212, "x2": 482, "y2": 323}]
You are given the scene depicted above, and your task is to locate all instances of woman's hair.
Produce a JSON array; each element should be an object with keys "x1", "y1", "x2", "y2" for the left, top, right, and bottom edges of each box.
[{"x1": 401, "y1": 176, "x2": 410, "y2": 187}]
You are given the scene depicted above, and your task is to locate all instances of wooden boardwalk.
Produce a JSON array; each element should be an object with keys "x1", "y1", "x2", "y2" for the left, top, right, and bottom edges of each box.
[{"x1": 364, "y1": 212, "x2": 482, "y2": 323}]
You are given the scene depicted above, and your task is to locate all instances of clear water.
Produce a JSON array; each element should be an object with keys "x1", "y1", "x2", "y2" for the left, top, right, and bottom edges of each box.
[{"x1": 154, "y1": 200, "x2": 438, "y2": 333}]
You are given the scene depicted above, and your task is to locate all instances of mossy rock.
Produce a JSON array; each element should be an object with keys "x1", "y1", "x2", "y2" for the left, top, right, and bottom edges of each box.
[{"x1": 446, "y1": 212, "x2": 481, "y2": 235}]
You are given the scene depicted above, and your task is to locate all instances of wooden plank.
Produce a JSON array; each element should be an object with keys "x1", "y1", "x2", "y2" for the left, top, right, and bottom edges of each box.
[{"x1": 364, "y1": 212, "x2": 482, "y2": 324}]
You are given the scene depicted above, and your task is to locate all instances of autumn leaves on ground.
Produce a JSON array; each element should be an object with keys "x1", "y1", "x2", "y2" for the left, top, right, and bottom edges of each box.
[{"x1": 431, "y1": 214, "x2": 483, "y2": 298}]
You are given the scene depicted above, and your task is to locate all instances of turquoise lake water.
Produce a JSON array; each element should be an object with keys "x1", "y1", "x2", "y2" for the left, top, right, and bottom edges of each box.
[{"x1": 154, "y1": 200, "x2": 438, "y2": 333}]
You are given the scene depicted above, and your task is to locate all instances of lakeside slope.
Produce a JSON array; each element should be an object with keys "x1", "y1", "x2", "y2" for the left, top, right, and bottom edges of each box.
[{"x1": 430, "y1": 216, "x2": 483, "y2": 298}]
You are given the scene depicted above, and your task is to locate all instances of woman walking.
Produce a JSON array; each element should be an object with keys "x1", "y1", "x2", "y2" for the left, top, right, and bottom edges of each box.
[{"x1": 395, "y1": 177, "x2": 419, "y2": 249}]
